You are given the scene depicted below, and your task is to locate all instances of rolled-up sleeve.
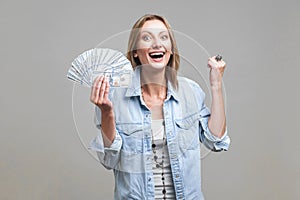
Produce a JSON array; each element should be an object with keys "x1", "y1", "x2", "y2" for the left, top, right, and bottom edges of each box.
[
  {"x1": 188, "y1": 80, "x2": 230, "y2": 152},
  {"x1": 199, "y1": 105, "x2": 230, "y2": 152},
  {"x1": 88, "y1": 107, "x2": 122, "y2": 169}
]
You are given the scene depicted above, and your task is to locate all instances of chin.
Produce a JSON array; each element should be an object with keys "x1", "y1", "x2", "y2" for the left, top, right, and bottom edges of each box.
[
  {"x1": 148, "y1": 58, "x2": 169, "y2": 70},
  {"x1": 142, "y1": 62, "x2": 166, "y2": 71},
  {"x1": 151, "y1": 62, "x2": 166, "y2": 68}
]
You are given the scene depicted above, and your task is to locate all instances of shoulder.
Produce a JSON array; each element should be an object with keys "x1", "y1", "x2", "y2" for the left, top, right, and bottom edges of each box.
[
  {"x1": 172, "y1": 76, "x2": 207, "y2": 113},
  {"x1": 177, "y1": 76, "x2": 206, "y2": 97}
]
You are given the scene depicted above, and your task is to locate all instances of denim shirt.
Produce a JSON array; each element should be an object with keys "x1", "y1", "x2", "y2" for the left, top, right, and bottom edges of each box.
[{"x1": 89, "y1": 67, "x2": 230, "y2": 200}]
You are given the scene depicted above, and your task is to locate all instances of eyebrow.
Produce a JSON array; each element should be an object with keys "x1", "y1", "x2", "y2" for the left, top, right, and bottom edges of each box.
[{"x1": 140, "y1": 30, "x2": 168, "y2": 35}]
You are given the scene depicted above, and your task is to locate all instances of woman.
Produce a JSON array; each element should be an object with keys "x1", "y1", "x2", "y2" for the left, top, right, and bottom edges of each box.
[{"x1": 89, "y1": 14, "x2": 230, "y2": 200}]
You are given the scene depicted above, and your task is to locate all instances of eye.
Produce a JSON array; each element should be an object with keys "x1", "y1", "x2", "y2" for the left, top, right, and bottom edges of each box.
[
  {"x1": 142, "y1": 35, "x2": 151, "y2": 41},
  {"x1": 161, "y1": 34, "x2": 169, "y2": 40}
]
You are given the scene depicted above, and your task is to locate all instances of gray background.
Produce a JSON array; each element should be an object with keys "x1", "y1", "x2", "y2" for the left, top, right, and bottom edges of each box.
[{"x1": 1, "y1": 0, "x2": 299, "y2": 199}]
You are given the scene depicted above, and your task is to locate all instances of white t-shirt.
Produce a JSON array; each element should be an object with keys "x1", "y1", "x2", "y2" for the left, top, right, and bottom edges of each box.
[{"x1": 152, "y1": 119, "x2": 175, "y2": 199}]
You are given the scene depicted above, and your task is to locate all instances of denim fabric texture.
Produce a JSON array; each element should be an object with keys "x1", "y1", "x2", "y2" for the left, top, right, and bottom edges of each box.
[{"x1": 89, "y1": 67, "x2": 230, "y2": 200}]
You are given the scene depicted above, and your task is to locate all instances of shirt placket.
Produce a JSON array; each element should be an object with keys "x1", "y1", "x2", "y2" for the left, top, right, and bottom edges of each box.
[
  {"x1": 143, "y1": 109, "x2": 155, "y2": 199},
  {"x1": 164, "y1": 100, "x2": 185, "y2": 200}
]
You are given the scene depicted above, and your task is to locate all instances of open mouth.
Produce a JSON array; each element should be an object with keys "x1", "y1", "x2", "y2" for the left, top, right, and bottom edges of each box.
[{"x1": 149, "y1": 52, "x2": 165, "y2": 59}]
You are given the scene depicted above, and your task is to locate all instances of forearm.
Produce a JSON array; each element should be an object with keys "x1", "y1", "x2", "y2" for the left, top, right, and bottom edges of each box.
[
  {"x1": 101, "y1": 110, "x2": 117, "y2": 147},
  {"x1": 208, "y1": 83, "x2": 226, "y2": 138}
]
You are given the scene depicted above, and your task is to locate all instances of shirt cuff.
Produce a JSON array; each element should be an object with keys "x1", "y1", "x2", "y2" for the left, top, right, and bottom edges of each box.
[
  {"x1": 88, "y1": 130, "x2": 122, "y2": 153},
  {"x1": 200, "y1": 118, "x2": 231, "y2": 151},
  {"x1": 210, "y1": 129, "x2": 230, "y2": 151}
]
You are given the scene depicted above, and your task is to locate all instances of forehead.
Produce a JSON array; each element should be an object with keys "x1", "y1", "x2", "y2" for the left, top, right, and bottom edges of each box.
[{"x1": 140, "y1": 19, "x2": 168, "y2": 32}]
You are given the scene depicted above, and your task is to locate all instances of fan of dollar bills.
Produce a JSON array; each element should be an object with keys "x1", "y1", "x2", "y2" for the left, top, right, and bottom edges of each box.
[{"x1": 67, "y1": 48, "x2": 133, "y2": 87}]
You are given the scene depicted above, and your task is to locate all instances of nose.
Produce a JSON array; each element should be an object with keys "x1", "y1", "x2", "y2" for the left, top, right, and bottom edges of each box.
[{"x1": 152, "y1": 38, "x2": 162, "y2": 49}]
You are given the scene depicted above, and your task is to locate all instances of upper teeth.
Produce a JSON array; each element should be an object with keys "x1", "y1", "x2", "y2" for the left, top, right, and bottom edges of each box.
[{"x1": 150, "y1": 52, "x2": 164, "y2": 56}]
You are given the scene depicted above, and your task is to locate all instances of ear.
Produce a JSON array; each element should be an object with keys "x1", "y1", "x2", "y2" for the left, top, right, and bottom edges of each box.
[{"x1": 134, "y1": 52, "x2": 138, "y2": 57}]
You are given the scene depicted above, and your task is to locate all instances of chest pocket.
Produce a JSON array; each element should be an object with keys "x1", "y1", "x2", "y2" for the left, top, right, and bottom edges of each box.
[
  {"x1": 175, "y1": 113, "x2": 200, "y2": 151},
  {"x1": 116, "y1": 123, "x2": 144, "y2": 153}
]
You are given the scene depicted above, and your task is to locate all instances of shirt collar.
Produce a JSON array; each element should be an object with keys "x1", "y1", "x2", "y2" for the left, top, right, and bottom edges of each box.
[{"x1": 125, "y1": 66, "x2": 179, "y2": 102}]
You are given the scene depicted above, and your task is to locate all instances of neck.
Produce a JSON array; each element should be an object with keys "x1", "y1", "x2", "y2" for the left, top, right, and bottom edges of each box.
[
  {"x1": 142, "y1": 83, "x2": 167, "y2": 99},
  {"x1": 140, "y1": 67, "x2": 167, "y2": 98}
]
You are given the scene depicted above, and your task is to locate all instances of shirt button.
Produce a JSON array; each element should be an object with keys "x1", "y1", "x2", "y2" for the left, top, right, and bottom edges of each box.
[
  {"x1": 169, "y1": 131, "x2": 172, "y2": 136},
  {"x1": 176, "y1": 174, "x2": 179, "y2": 178},
  {"x1": 148, "y1": 178, "x2": 151, "y2": 182}
]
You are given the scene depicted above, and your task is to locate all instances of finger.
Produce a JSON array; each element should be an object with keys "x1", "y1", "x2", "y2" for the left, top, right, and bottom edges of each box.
[
  {"x1": 94, "y1": 76, "x2": 104, "y2": 103},
  {"x1": 208, "y1": 57, "x2": 217, "y2": 68},
  {"x1": 90, "y1": 76, "x2": 102, "y2": 103},
  {"x1": 220, "y1": 60, "x2": 226, "y2": 68},
  {"x1": 103, "y1": 78, "x2": 110, "y2": 101},
  {"x1": 210, "y1": 56, "x2": 218, "y2": 62},
  {"x1": 216, "y1": 60, "x2": 226, "y2": 69},
  {"x1": 98, "y1": 76, "x2": 107, "y2": 103}
]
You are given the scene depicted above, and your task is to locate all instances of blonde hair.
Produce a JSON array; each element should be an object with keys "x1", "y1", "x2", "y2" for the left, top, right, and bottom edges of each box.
[{"x1": 126, "y1": 14, "x2": 180, "y2": 89}]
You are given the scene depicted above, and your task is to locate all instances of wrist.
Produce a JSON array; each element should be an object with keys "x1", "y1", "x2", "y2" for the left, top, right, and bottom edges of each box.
[
  {"x1": 210, "y1": 82, "x2": 222, "y2": 91},
  {"x1": 100, "y1": 108, "x2": 114, "y2": 117}
]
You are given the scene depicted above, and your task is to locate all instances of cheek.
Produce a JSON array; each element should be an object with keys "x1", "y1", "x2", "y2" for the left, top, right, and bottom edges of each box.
[
  {"x1": 136, "y1": 42, "x2": 148, "y2": 55},
  {"x1": 164, "y1": 53, "x2": 171, "y2": 64},
  {"x1": 137, "y1": 40, "x2": 151, "y2": 49},
  {"x1": 162, "y1": 41, "x2": 172, "y2": 51},
  {"x1": 136, "y1": 49, "x2": 149, "y2": 63},
  {"x1": 136, "y1": 48, "x2": 148, "y2": 57}
]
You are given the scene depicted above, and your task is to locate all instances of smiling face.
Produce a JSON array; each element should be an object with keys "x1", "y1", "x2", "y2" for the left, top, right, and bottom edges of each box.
[
  {"x1": 127, "y1": 15, "x2": 180, "y2": 89},
  {"x1": 134, "y1": 20, "x2": 172, "y2": 70}
]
